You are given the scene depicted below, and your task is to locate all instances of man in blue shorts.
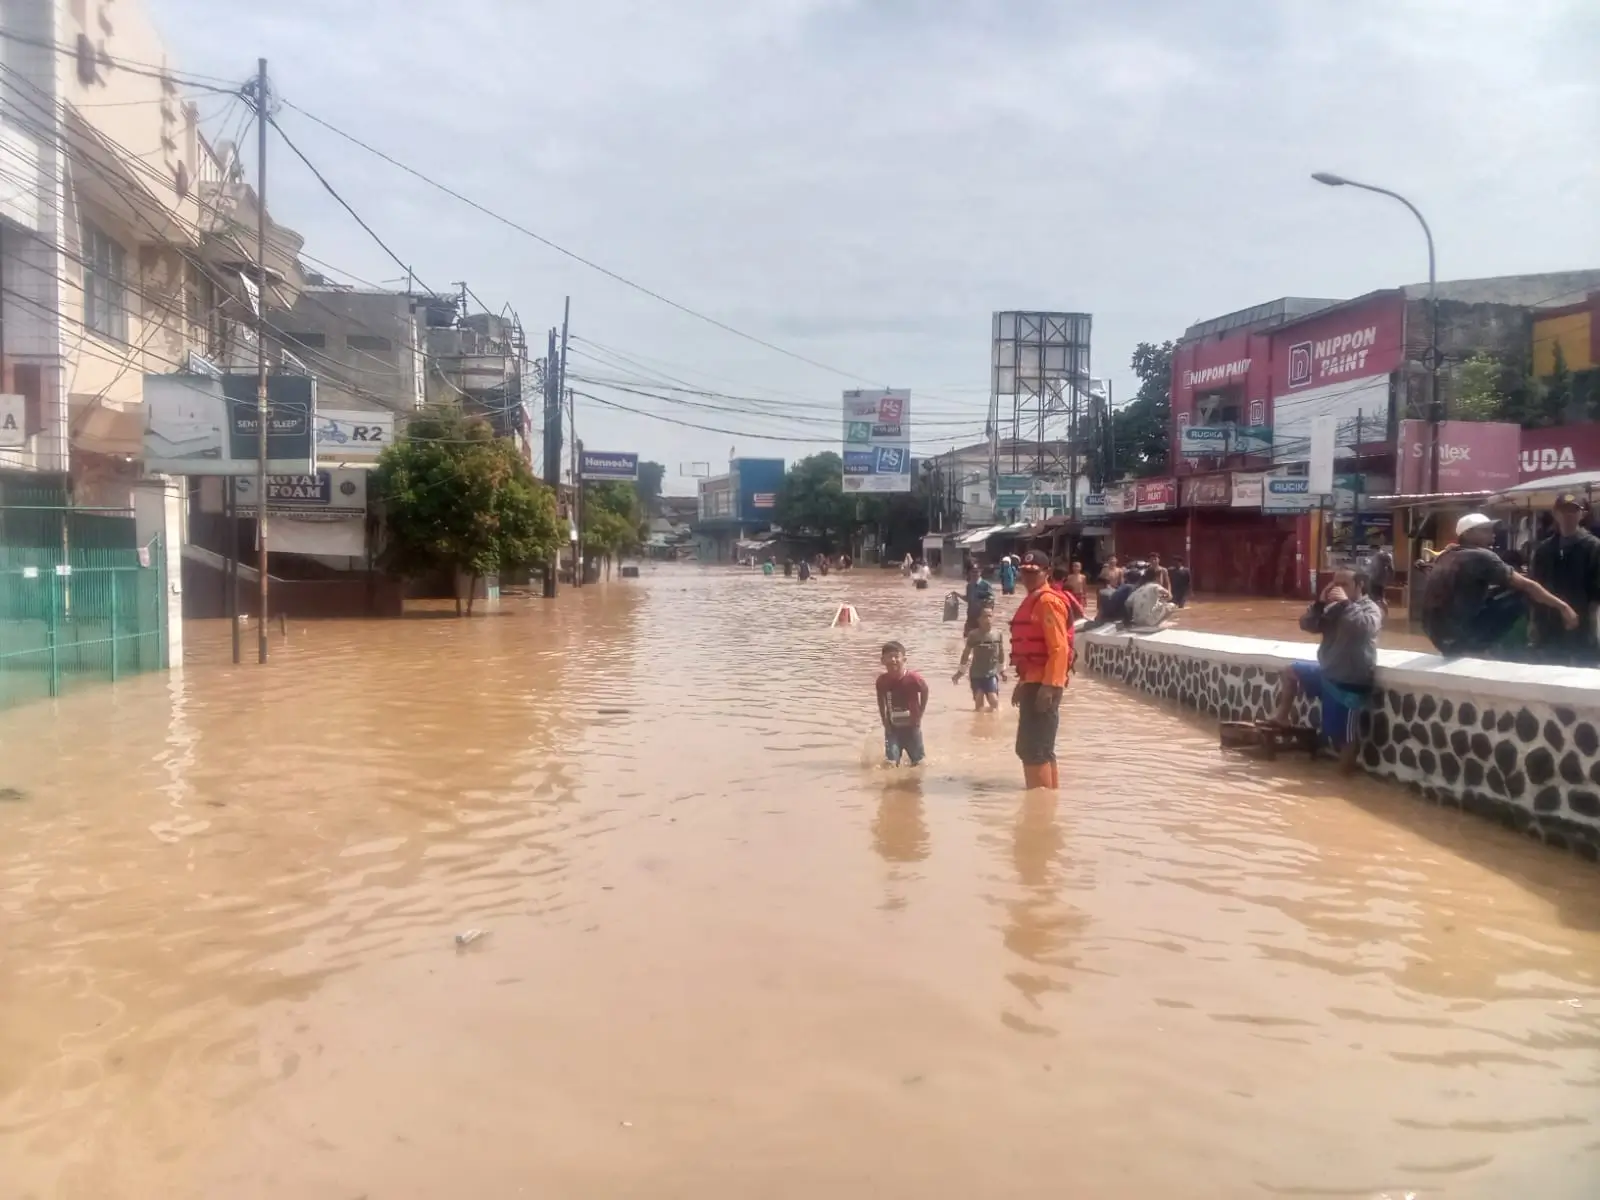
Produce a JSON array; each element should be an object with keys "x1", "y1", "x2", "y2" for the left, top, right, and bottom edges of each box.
[{"x1": 1269, "y1": 568, "x2": 1383, "y2": 772}]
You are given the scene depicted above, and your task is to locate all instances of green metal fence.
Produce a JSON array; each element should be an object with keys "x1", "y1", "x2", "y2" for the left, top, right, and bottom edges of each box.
[{"x1": 0, "y1": 497, "x2": 167, "y2": 710}]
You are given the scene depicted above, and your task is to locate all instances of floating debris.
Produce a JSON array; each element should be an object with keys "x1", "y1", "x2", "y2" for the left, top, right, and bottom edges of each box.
[{"x1": 454, "y1": 929, "x2": 488, "y2": 947}]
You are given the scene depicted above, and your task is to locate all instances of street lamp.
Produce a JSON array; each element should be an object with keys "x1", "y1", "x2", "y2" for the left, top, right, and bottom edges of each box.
[{"x1": 1312, "y1": 171, "x2": 1441, "y2": 493}]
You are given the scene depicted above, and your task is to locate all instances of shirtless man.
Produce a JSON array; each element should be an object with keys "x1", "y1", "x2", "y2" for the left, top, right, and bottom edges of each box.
[{"x1": 1063, "y1": 560, "x2": 1088, "y2": 607}]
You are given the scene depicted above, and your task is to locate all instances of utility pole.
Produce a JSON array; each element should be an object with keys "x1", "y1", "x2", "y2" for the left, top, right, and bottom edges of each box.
[
  {"x1": 570, "y1": 391, "x2": 581, "y2": 588},
  {"x1": 254, "y1": 57, "x2": 270, "y2": 664},
  {"x1": 542, "y1": 326, "x2": 560, "y2": 598}
]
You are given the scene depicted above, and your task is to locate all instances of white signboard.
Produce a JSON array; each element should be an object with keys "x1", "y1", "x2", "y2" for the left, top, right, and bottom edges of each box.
[
  {"x1": 316, "y1": 409, "x2": 394, "y2": 462},
  {"x1": 1308, "y1": 415, "x2": 1337, "y2": 495},
  {"x1": 841, "y1": 388, "x2": 911, "y2": 494},
  {"x1": 142, "y1": 373, "x2": 316, "y2": 475},
  {"x1": 1271, "y1": 374, "x2": 1389, "y2": 466},
  {"x1": 0, "y1": 393, "x2": 24, "y2": 447},
  {"x1": 1232, "y1": 473, "x2": 1264, "y2": 507},
  {"x1": 1262, "y1": 476, "x2": 1318, "y2": 514}
]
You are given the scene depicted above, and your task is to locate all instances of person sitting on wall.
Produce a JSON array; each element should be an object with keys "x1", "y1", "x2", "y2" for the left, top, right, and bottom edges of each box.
[
  {"x1": 1268, "y1": 568, "x2": 1382, "y2": 774},
  {"x1": 1421, "y1": 514, "x2": 1576, "y2": 660},
  {"x1": 1085, "y1": 566, "x2": 1141, "y2": 630},
  {"x1": 1126, "y1": 568, "x2": 1178, "y2": 631}
]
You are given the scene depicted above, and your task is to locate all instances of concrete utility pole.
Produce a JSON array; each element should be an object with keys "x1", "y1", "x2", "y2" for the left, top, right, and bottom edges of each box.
[
  {"x1": 254, "y1": 57, "x2": 270, "y2": 663},
  {"x1": 1312, "y1": 172, "x2": 1441, "y2": 493},
  {"x1": 542, "y1": 327, "x2": 559, "y2": 598},
  {"x1": 570, "y1": 393, "x2": 581, "y2": 588}
]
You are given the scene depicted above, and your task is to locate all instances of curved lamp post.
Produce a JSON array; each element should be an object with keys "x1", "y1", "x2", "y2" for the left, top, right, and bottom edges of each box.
[{"x1": 1312, "y1": 172, "x2": 1441, "y2": 493}]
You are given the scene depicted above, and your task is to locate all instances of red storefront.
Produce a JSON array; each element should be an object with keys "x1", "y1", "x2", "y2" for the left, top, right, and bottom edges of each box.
[{"x1": 1171, "y1": 327, "x2": 1274, "y2": 476}]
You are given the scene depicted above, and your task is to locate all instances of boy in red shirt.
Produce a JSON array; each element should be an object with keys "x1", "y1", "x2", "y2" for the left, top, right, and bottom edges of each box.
[{"x1": 876, "y1": 640, "x2": 930, "y2": 765}]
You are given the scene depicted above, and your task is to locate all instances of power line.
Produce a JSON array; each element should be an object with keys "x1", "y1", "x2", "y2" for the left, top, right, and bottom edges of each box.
[
  {"x1": 0, "y1": 28, "x2": 242, "y2": 93},
  {"x1": 265, "y1": 112, "x2": 431, "y2": 296},
  {"x1": 276, "y1": 98, "x2": 885, "y2": 386}
]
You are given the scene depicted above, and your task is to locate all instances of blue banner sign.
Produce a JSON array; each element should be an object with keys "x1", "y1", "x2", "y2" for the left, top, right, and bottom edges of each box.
[{"x1": 579, "y1": 451, "x2": 639, "y2": 481}]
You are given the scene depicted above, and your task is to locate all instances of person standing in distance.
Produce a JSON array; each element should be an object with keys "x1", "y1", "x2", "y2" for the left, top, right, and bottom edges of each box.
[
  {"x1": 1009, "y1": 550, "x2": 1072, "y2": 790},
  {"x1": 1531, "y1": 492, "x2": 1600, "y2": 666}
]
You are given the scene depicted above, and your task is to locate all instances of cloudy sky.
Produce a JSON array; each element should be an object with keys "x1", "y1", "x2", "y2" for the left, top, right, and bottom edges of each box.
[{"x1": 148, "y1": 0, "x2": 1599, "y2": 493}]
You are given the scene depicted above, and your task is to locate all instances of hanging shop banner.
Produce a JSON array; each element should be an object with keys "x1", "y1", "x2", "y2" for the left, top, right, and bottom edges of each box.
[
  {"x1": 143, "y1": 372, "x2": 315, "y2": 475},
  {"x1": 580, "y1": 451, "x2": 640, "y2": 481},
  {"x1": 1308, "y1": 415, "x2": 1337, "y2": 495},
  {"x1": 316, "y1": 409, "x2": 394, "y2": 463},
  {"x1": 1233, "y1": 424, "x2": 1273, "y2": 456},
  {"x1": 1180, "y1": 474, "x2": 1230, "y2": 508},
  {"x1": 1397, "y1": 419, "x2": 1521, "y2": 494},
  {"x1": 1135, "y1": 478, "x2": 1176, "y2": 512},
  {"x1": 1178, "y1": 424, "x2": 1233, "y2": 457},
  {"x1": 841, "y1": 388, "x2": 911, "y2": 493},
  {"x1": 1104, "y1": 482, "x2": 1137, "y2": 515},
  {"x1": 1231, "y1": 472, "x2": 1263, "y2": 507},
  {"x1": 1262, "y1": 476, "x2": 1317, "y2": 514}
]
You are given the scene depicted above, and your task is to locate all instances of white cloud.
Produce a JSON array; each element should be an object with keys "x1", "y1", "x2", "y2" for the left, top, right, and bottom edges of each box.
[{"x1": 147, "y1": 0, "x2": 1600, "y2": 481}]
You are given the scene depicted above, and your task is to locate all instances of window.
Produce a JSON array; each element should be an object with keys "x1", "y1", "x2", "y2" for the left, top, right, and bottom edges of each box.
[
  {"x1": 81, "y1": 221, "x2": 127, "y2": 341},
  {"x1": 346, "y1": 333, "x2": 392, "y2": 353},
  {"x1": 282, "y1": 331, "x2": 326, "y2": 349}
]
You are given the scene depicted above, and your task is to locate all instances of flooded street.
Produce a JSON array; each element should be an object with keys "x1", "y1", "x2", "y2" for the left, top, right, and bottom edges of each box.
[{"x1": 3, "y1": 567, "x2": 1600, "y2": 1199}]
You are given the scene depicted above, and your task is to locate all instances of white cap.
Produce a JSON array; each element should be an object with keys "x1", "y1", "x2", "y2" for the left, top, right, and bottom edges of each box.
[{"x1": 1456, "y1": 513, "x2": 1496, "y2": 536}]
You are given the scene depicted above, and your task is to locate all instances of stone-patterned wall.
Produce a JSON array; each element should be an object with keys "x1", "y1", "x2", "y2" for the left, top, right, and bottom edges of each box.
[{"x1": 1081, "y1": 636, "x2": 1600, "y2": 861}]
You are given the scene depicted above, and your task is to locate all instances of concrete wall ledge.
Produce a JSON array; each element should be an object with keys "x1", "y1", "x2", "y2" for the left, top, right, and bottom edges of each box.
[
  {"x1": 1081, "y1": 627, "x2": 1600, "y2": 709},
  {"x1": 1078, "y1": 626, "x2": 1600, "y2": 861}
]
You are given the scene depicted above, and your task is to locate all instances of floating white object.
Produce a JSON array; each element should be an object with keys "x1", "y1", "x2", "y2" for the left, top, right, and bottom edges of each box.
[{"x1": 831, "y1": 603, "x2": 860, "y2": 628}]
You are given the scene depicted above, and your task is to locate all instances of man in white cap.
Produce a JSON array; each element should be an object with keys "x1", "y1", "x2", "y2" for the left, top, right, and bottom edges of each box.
[{"x1": 1420, "y1": 513, "x2": 1576, "y2": 659}]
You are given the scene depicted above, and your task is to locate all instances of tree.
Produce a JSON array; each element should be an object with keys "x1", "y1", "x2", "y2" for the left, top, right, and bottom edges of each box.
[
  {"x1": 773, "y1": 452, "x2": 858, "y2": 551},
  {"x1": 1451, "y1": 351, "x2": 1506, "y2": 421},
  {"x1": 582, "y1": 481, "x2": 644, "y2": 576},
  {"x1": 373, "y1": 407, "x2": 563, "y2": 615},
  {"x1": 1098, "y1": 340, "x2": 1175, "y2": 480},
  {"x1": 636, "y1": 461, "x2": 666, "y2": 516}
]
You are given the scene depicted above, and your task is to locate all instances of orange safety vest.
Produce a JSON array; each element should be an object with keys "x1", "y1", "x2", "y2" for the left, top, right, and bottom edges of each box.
[{"x1": 1010, "y1": 587, "x2": 1077, "y2": 675}]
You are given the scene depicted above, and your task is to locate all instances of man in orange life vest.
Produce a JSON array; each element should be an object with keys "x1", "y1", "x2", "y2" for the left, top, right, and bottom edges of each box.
[{"x1": 1009, "y1": 550, "x2": 1074, "y2": 789}]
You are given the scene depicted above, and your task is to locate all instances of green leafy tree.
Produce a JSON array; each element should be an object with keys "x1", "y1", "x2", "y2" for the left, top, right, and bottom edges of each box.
[
  {"x1": 1451, "y1": 351, "x2": 1506, "y2": 421},
  {"x1": 1092, "y1": 340, "x2": 1174, "y2": 480},
  {"x1": 773, "y1": 452, "x2": 858, "y2": 552},
  {"x1": 373, "y1": 407, "x2": 563, "y2": 615},
  {"x1": 636, "y1": 461, "x2": 666, "y2": 516},
  {"x1": 582, "y1": 480, "x2": 645, "y2": 575}
]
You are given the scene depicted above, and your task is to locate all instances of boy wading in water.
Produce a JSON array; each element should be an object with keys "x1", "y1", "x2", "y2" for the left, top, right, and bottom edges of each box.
[
  {"x1": 876, "y1": 641, "x2": 930, "y2": 765},
  {"x1": 954, "y1": 605, "x2": 1006, "y2": 711}
]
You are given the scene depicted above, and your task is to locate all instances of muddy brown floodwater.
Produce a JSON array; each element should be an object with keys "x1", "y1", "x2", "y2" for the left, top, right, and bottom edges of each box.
[{"x1": 2, "y1": 567, "x2": 1598, "y2": 1199}]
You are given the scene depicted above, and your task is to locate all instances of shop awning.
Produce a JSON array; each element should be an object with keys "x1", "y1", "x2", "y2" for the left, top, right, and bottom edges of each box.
[
  {"x1": 957, "y1": 524, "x2": 1004, "y2": 545},
  {"x1": 1366, "y1": 490, "x2": 1491, "y2": 506}
]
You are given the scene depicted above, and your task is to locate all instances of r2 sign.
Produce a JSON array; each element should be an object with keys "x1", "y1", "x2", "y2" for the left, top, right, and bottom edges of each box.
[{"x1": 315, "y1": 410, "x2": 394, "y2": 461}]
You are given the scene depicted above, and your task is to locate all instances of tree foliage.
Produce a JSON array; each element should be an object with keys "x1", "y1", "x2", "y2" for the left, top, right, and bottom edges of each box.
[
  {"x1": 1090, "y1": 340, "x2": 1174, "y2": 481},
  {"x1": 773, "y1": 452, "x2": 858, "y2": 550},
  {"x1": 635, "y1": 460, "x2": 666, "y2": 516},
  {"x1": 582, "y1": 481, "x2": 645, "y2": 562},
  {"x1": 1450, "y1": 351, "x2": 1507, "y2": 421},
  {"x1": 373, "y1": 407, "x2": 563, "y2": 614}
]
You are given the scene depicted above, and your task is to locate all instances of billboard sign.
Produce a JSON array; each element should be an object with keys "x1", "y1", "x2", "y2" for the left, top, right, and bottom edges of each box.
[
  {"x1": 1520, "y1": 424, "x2": 1600, "y2": 480},
  {"x1": 1178, "y1": 424, "x2": 1232, "y2": 456},
  {"x1": 1262, "y1": 476, "x2": 1317, "y2": 513},
  {"x1": 1397, "y1": 419, "x2": 1521, "y2": 494},
  {"x1": 142, "y1": 373, "x2": 315, "y2": 475},
  {"x1": 580, "y1": 451, "x2": 640, "y2": 481},
  {"x1": 199, "y1": 469, "x2": 368, "y2": 518},
  {"x1": 1136, "y1": 478, "x2": 1176, "y2": 511},
  {"x1": 1180, "y1": 474, "x2": 1230, "y2": 507},
  {"x1": 1233, "y1": 424, "x2": 1273, "y2": 456},
  {"x1": 1232, "y1": 473, "x2": 1264, "y2": 507},
  {"x1": 0, "y1": 393, "x2": 23, "y2": 447},
  {"x1": 316, "y1": 409, "x2": 394, "y2": 462},
  {"x1": 841, "y1": 388, "x2": 911, "y2": 493}
]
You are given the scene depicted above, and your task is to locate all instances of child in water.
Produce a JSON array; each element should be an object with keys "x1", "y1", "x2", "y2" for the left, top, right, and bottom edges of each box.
[
  {"x1": 953, "y1": 605, "x2": 1006, "y2": 711},
  {"x1": 876, "y1": 641, "x2": 929, "y2": 765}
]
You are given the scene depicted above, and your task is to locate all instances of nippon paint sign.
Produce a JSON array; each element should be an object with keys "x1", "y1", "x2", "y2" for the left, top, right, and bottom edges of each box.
[{"x1": 1272, "y1": 294, "x2": 1404, "y2": 394}]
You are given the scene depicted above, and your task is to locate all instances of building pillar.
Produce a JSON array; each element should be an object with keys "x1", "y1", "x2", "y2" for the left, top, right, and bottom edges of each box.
[{"x1": 134, "y1": 475, "x2": 184, "y2": 669}]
